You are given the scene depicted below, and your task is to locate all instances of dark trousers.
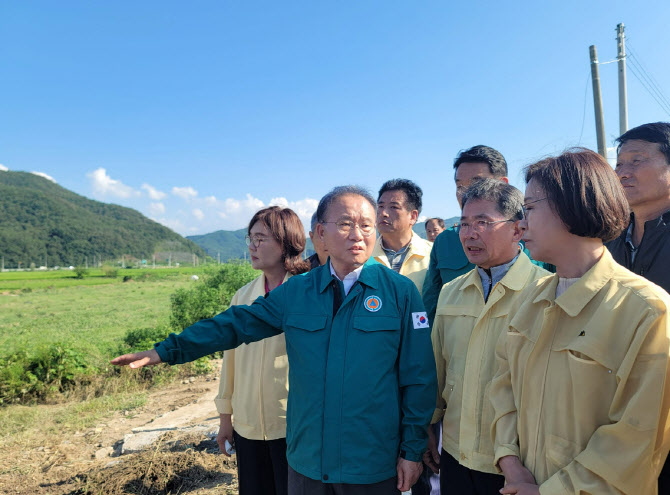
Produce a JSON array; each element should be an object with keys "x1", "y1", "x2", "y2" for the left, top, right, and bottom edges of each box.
[
  {"x1": 288, "y1": 465, "x2": 399, "y2": 495},
  {"x1": 439, "y1": 450, "x2": 504, "y2": 495},
  {"x1": 660, "y1": 455, "x2": 670, "y2": 494},
  {"x1": 233, "y1": 430, "x2": 289, "y2": 495}
]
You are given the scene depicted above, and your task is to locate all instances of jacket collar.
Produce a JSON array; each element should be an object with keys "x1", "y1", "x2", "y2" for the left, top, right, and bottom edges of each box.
[
  {"x1": 318, "y1": 257, "x2": 380, "y2": 293},
  {"x1": 372, "y1": 231, "x2": 431, "y2": 262},
  {"x1": 533, "y1": 248, "x2": 616, "y2": 317},
  {"x1": 461, "y1": 250, "x2": 534, "y2": 294}
]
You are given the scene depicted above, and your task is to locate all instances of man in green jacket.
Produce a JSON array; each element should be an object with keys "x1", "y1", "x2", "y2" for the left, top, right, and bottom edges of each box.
[{"x1": 112, "y1": 185, "x2": 437, "y2": 495}]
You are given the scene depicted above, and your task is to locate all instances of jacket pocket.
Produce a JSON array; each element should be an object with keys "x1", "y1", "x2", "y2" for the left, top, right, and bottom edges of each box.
[
  {"x1": 442, "y1": 373, "x2": 463, "y2": 445},
  {"x1": 285, "y1": 314, "x2": 328, "y2": 332},
  {"x1": 352, "y1": 316, "x2": 401, "y2": 332}
]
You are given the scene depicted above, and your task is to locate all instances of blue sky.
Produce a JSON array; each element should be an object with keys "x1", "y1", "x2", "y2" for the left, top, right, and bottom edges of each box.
[{"x1": 2, "y1": 1, "x2": 669, "y2": 235}]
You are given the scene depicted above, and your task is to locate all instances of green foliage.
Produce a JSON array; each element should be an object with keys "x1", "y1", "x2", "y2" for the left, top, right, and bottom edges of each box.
[
  {"x1": 102, "y1": 265, "x2": 118, "y2": 278},
  {"x1": 123, "y1": 326, "x2": 172, "y2": 352},
  {"x1": 0, "y1": 170, "x2": 206, "y2": 268},
  {"x1": 74, "y1": 265, "x2": 89, "y2": 279},
  {"x1": 0, "y1": 344, "x2": 90, "y2": 404},
  {"x1": 169, "y1": 262, "x2": 258, "y2": 330}
]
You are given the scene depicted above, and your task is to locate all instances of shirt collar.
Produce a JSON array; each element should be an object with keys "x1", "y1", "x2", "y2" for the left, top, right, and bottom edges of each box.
[
  {"x1": 462, "y1": 250, "x2": 533, "y2": 293},
  {"x1": 379, "y1": 236, "x2": 411, "y2": 256},
  {"x1": 532, "y1": 248, "x2": 616, "y2": 317},
  {"x1": 330, "y1": 260, "x2": 363, "y2": 282},
  {"x1": 318, "y1": 257, "x2": 377, "y2": 293}
]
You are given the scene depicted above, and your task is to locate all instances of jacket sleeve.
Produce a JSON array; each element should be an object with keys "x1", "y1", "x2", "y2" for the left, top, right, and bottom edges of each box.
[
  {"x1": 431, "y1": 312, "x2": 447, "y2": 425},
  {"x1": 214, "y1": 289, "x2": 242, "y2": 415},
  {"x1": 490, "y1": 320, "x2": 521, "y2": 469},
  {"x1": 539, "y1": 308, "x2": 670, "y2": 495},
  {"x1": 398, "y1": 283, "x2": 438, "y2": 462},
  {"x1": 155, "y1": 284, "x2": 286, "y2": 365},
  {"x1": 215, "y1": 350, "x2": 235, "y2": 414},
  {"x1": 422, "y1": 234, "x2": 443, "y2": 327}
]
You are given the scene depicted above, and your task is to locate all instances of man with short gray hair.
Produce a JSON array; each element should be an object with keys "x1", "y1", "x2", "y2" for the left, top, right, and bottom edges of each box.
[
  {"x1": 112, "y1": 185, "x2": 437, "y2": 495},
  {"x1": 425, "y1": 179, "x2": 549, "y2": 494}
]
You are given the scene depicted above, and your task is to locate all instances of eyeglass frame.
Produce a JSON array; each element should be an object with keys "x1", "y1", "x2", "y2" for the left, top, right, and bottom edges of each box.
[
  {"x1": 321, "y1": 220, "x2": 376, "y2": 237},
  {"x1": 521, "y1": 197, "x2": 548, "y2": 217},
  {"x1": 457, "y1": 218, "x2": 515, "y2": 235},
  {"x1": 245, "y1": 234, "x2": 271, "y2": 248}
]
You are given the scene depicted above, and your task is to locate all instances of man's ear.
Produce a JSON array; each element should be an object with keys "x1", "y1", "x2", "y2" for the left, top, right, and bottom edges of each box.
[
  {"x1": 316, "y1": 222, "x2": 326, "y2": 242},
  {"x1": 511, "y1": 219, "x2": 524, "y2": 243},
  {"x1": 409, "y1": 210, "x2": 419, "y2": 226},
  {"x1": 500, "y1": 176, "x2": 510, "y2": 184}
]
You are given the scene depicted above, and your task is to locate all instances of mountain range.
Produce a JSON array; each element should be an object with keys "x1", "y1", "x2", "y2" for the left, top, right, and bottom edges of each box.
[{"x1": 0, "y1": 171, "x2": 205, "y2": 268}]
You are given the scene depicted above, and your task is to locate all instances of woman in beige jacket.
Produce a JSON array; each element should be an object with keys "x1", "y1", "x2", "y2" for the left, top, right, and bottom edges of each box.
[
  {"x1": 490, "y1": 149, "x2": 670, "y2": 495},
  {"x1": 215, "y1": 206, "x2": 310, "y2": 495}
]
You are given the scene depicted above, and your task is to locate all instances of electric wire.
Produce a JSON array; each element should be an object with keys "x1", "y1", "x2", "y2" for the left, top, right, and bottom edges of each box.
[{"x1": 627, "y1": 42, "x2": 670, "y2": 109}]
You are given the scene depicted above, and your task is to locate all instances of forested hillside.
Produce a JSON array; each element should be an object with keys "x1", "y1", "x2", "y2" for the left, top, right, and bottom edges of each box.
[{"x1": 0, "y1": 171, "x2": 205, "y2": 268}]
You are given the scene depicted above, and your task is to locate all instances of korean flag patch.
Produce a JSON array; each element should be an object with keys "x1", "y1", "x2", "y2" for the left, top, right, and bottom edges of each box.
[{"x1": 412, "y1": 312, "x2": 429, "y2": 329}]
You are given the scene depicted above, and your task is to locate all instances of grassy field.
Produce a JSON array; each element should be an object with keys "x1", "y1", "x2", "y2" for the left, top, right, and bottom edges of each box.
[
  {"x1": 0, "y1": 265, "x2": 211, "y2": 291},
  {"x1": 0, "y1": 266, "x2": 212, "y2": 361}
]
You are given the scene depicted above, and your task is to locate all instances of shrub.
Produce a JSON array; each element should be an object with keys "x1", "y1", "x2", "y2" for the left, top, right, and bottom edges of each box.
[
  {"x1": 169, "y1": 262, "x2": 258, "y2": 331},
  {"x1": 0, "y1": 343, "x2": 90, "y2": 405},
  {"x1": 74, "y1": 266, "x2": 89, "y2": 279},
  {"x1": 102, "y1": 265, "x2": 118, "y2": 278}
]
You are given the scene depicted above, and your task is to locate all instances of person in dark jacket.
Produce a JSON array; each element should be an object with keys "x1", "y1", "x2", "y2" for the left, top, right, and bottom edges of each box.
[
  {"x1": 606, "y1": 121, "x2": 670, "y2": 493},
  {"x1": 112, "y1": 186, "x2": 437, "y2": 495}
]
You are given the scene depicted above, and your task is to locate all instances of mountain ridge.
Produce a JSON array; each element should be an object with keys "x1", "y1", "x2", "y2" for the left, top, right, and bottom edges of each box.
[{"x1": 0, "y1": 171, "x2": 205, "y2": 268}]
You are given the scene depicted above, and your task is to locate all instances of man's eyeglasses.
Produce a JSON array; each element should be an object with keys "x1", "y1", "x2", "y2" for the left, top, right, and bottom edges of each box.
[
  {"x1": 521, "y1": 197, "x2": 548, "y2": 217},
  {"x1": 245, "y1": 235, "x2": 269, "y2": 248},
  {"x1": 458, "y1": 219, "x2": 514, "y2": 235},
  {"x1": 322, "y1": 221, "x2": 375, "y2": 237}
]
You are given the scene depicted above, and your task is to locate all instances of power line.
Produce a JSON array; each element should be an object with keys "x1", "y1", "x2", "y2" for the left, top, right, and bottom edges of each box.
[
  {"x1": 577, "y1": 70, "x2": 591, "y2": 146},
  {"x1": 627, "y1": 42, "x2": 670, "y2": 109},
  {"x1": 627, "y1": 62, "x2": 670, "y2": 117},
  {"x1": 625, "y1": 41, "x2": 670, "y2": 117},
  {"x1": 627, "y1": 56, "x2": 670, "y2": 111}
]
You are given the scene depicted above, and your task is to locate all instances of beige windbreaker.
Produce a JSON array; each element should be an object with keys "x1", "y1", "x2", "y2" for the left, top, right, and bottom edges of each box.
[
  {"x1": 432, "y1": 252, "x2": 550, "y2": 473},
  {"x1": 372, "y1": 231, "x2": 432, "y2": 291},
  {"x1": 491, "y1": 249, "x2": 670, "y2": 494},
  {"x1": 214, "y1": 273, "x2": 290, "y2": 441}
]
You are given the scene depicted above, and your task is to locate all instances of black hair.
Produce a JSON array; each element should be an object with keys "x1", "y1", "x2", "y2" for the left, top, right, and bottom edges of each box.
[
  {"x1": 377, "y1": 178, "x2": 423, "y2": 213},
  {"x1": 616, "y1": 122, "x2": 670, "y2": 165},
  {"x1": 453, "y1": 145, "x2": 508, "y2": 177}
]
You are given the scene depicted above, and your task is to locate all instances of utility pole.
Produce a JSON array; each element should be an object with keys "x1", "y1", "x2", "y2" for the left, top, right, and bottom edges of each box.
[
  {"x1": 616, "y1": 23, "x2": 628, "y2": 135},
  {"x1": 589, "y1": 45, "x2": 607, "y2": 159},
  {"x1": 217, "y1": 252, "x2": 220, "y2": 265}
]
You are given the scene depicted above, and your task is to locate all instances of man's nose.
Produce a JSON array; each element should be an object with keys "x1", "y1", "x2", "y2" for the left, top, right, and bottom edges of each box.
[{"x1": 348, "y1": 224, "x2": 364, "y2": 240}]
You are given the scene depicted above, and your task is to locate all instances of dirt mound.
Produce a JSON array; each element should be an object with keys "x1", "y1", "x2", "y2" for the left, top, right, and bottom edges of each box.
[{"x1": 41, "y1": 432, "x2": 238, "y2": 495}]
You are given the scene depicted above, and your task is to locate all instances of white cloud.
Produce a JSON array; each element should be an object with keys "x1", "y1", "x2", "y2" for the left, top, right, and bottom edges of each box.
[
  {"x1": 0, "y1": 164, "x2": 8, "y2": 171},
  {"x1": 142, "y1": 183, "x2": 167, "y2": 200},
  {"x1": 87, "y1": 168, "x2": 139, "y2": 198},
  {"x1": 217, "y1": 193, "x2": 265, "y2": 219},
  {"x1": 172, "y1": 186, "x2": 198, "y2": 200},
  {"x1": 149, "y1": 202, "x2": 166, "y2": 215},
  {"x1": 204, "y1": 195, "x2": 217, "y2": 205},
  {"x1": 418, "y1": 215, "x2": 428, "y2": 223},
  {"x1": 153, "y1": 217, "x2": 185, "y2": 233},
  {"x1": 192, "y1": 208, "x2": 205, "y2": 220},
  {"x1": 269, "y1": 196, "x2": 319, "y2": 228},
  {"x1": 31, "y1": 171, "x2": 57, "y2": 183}
]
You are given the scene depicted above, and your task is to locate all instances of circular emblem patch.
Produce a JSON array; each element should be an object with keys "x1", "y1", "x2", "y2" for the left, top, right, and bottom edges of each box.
[{"x1": 364, "y1": 295, "x2": 382, "y2": 312}]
